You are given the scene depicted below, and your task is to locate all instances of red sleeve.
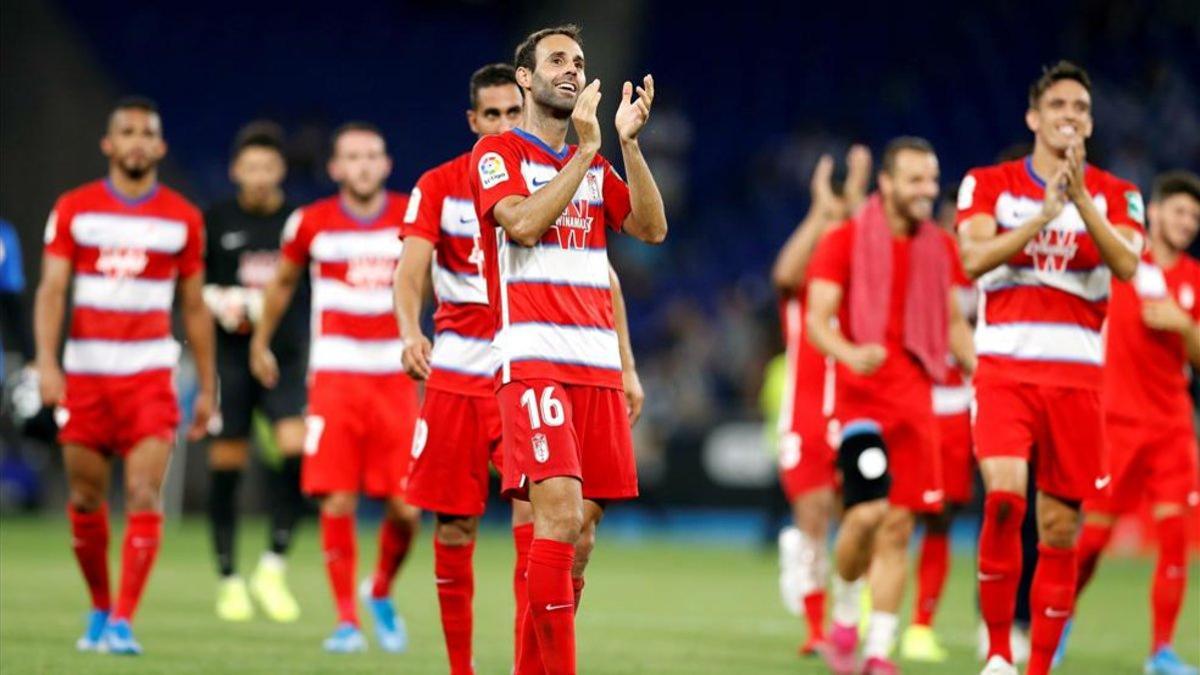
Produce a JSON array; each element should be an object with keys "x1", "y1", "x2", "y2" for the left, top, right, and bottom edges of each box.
[
  {"x1": 43, "y1": 196, "x2": 75, "y2": 260},
  {"x1": 470, "y1": 136, "x2": 528, "y2": 225},
  {"x1": 1190, "y1": 263, "x2": 1200, "y2": 322},
  {"x1": 279, "y1": 208, "x2": 313, "y2": 266},
  {"x1": 955, "y1": 168, "x2": 1000, "y2": 229},
  {"x1": 1104, "y1": 177, "x2": 1146, "y2": 233},
  {"x1": 178, "y1": 207, "x2": 205, "y2": 278},
  {"x1": 807, "y1": 223, "x2": 852, "y2": 287},
  {"x1": 944, "y1": 233, "x2": 970, "y2": 287},
  {"x1": 602, "y1": 161, "x2": 632, "y2": 232},
  {"x1": 401, "y1": 169, "x2": 442, "y2": 244}
]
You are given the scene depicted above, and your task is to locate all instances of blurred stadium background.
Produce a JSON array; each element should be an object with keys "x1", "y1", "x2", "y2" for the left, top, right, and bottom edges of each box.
[{"x1": 1, "y1": 0, "x2": 1198, "y2": 672}]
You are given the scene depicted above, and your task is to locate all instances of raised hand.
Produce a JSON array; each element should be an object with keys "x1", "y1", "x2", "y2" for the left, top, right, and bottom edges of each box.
[
  {"x1": 1065, "y1": 141, "x2": 1089, "y2": 203},
  {"x1": 1041, "y1": 164, "x2": 1070, "y2": 221},
  {"x1": 844, "y1": 144, "x2": 873, "y2": 212},
  {"x1": 616, "y1": 74, "x2": 654, "y2": 143},
  {"x1": 571, "y1": 79, "x2": 602, "y2": 154}
]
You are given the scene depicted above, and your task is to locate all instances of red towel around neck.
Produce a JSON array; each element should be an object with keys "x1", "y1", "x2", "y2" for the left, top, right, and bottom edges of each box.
[{"x1": 849, "y1": 193, "x2": 950, "y2": 382}]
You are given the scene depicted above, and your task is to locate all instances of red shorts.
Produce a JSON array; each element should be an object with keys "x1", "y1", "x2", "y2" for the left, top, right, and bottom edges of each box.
[
  {"x1": 778, "y1": 409, "x2": 837, "y2": 502},
  {"x1": 973, "y1": 380, "x2": 1108, "y2": 502},
  {"x1": 302, "y1": 372, "x2": 419, "y2": 498},
  {"x1": 937, "y1": 412, "x2": 974, "y2": 504},
  {"x1": 58, "y1": 371, "x2": 178, "y2": 456},
  {"x1": 405, "y1": 388, "x2": 503, "y2": 516},
  {"x1": 838, "y1": 393, "x2": 943, "y2": 514},
  {"x1": 1083, "y1": 414, "x2": 1199, "y2": 515},
  {"x1": 497, "y1": 379, "x2": 637, "y2": 502}
]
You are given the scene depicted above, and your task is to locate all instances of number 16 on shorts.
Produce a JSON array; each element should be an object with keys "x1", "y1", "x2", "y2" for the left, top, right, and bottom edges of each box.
[{"x1": 500, "y1": 380, "x2": 582, "y2": 480}]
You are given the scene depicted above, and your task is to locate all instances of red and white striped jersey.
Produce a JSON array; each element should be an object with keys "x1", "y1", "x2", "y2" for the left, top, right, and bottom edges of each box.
[
  {"x1": 43, "y1": 179, "x2": 204, "y2": 377},
  {"x1": 956, "y1": 157, "x2": 1144, "y2": 389},
  {"x1": 470, "y1": 128, "x2": 632, "y2": 390},
  {"x1": 933, "y1": 278, "x2": 977, "y2": 417},
  {"x1": 402, "y1": 152, "x2": 495, "y2": 397},
  {"x1": 281, "y1": 193, "x2": 409, "y2": 376}
]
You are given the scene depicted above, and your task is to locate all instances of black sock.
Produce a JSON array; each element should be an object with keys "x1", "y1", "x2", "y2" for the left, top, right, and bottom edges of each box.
[
  {"x1": 209, "y1": 468, "x2": 241, "y2": 577},
  {"x1": 268, "y1": 457, "x2": 304, "y2": 556}
]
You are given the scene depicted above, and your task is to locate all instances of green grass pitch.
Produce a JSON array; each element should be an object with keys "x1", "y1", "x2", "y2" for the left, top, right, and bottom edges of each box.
[{"x1": 1, "y1": 516, "x2": 1196, "y2": 673}]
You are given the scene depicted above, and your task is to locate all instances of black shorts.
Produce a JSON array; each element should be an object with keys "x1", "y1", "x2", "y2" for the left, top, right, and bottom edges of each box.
[{"x1": 214, "y1": 335, "x2": 307, "y2": 440}]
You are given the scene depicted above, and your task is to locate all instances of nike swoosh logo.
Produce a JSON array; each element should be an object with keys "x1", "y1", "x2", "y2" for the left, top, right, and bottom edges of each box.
[
  {"x1": 978, "y1": 572, "x2": 1004, "y2": 582},
  {"x1": 458, "y1": 216, "x2": 475, "y2": 225},
  {"x1": 435, "y1": 578, "x2": 454, "y2": 585},
  {"x1": 1094, "y1": 475, "x2": 1112, "y2": 490},
  {"x1": 544, "y1": 603, "x2": 573, "y2": 612},
  {"x1": 532, "y1": 177, "x2": 552, "y2": 188},
  {"x1": 1044, "y1": 607, "x2": 1071, "y2": 619},
  {"x1": 220, "y1": 231, "x2": 247, "y2": 249},
  {"x1": 922, "y1": 490, "x2": 944, "y2": 504}
]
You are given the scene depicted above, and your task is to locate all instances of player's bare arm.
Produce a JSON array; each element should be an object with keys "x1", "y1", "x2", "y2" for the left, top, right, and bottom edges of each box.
[
  {"x1": 609, "y1": 265, "x2": 643, "y2": 425},
  {"x1": 178, "y1": 273, "x2": 216, "y2": 440},
  {"x1": 393, "y1": 236, "x2": 435, "y2": 380},
  {"x1": 249, "y1": 257, "x2": 302, "y2": 388},
  {"x1": 493, "y1": 80, "x2": 603, "y2": 247},
  {"x1": 1064, "y1": 142, "x2": 1140, "y2": 280},
  {"x1": 33, "y1": 254, "x2": 72, "y2": 406},
  {"x1": 616, "y1": 75, "x2": 668, "y2": 245},
  {"x1": 774, "y1": 155, "x2": 837, "y2": 291},
  {"x1": 1142, "y1": 296, "x2": 1200, "y2": 367},
  {"x1": 947, "y1": 286, "x2": 977, "y2": 376},
  {"x1": 805, "y1": 278, "x2": 886, "y2": 376},
  {"x1": 958, "y1": 165, "x2": 1069, "y2": 279}
]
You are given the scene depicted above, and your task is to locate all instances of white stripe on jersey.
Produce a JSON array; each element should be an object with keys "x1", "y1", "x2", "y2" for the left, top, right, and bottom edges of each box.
[
  {"x1": 310, "y1": 229, "x2": 403, "y2": 261},
  {"x1": 432, "y1": 261, "x2": 487, "y2": 305},
  {"x1": 494, "y1": 322, "x2": 621, "y2": 371},
  {"x1": 310, "y1": 336, "x2": 403, "y2": 373},
  {"x1": 522, "y1": 162, "x2": 607, "y2": 204},
  {"x1": 71, "y1": 212, "x2": 187, "y2": 253},
  {"x1": 500, "y1": 244, "x2": 610, "y2": 289},
  {"x1": 73, "y1": 274, "x2": 175, "y2": 312},
  {"x1": 63, "y1": 337, "x2": 180, "y2": 375},
  {"x1": 430, "y1": 331, "x2": 496, "y2": 377},
  {"x1": 995, "y1": 192, "x2": 1109, "y2": 234},
  {"x1": 977, "y1": 264, "x2": 1111, "y2": 302},
  {"x1": 439, "y1": 198, "x2": 479, "y2": 238},
  {"x1": 932, "y1": 384, "x2": 973, "y2": 416},
  {"x1": 975, "y1": 321, "x2": 1103, "y2": 366},
  {"x1": 312, "y1": 278, "x2": 394, "y2": 315}
]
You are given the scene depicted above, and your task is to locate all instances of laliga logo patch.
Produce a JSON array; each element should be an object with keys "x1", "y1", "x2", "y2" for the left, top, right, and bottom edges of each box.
[
  {"x1": 346, "y1": 256, "x2": 396, "y2": 287},
  {"x1": 532, "y1": 433, "x2": 550, "y2": 463},
  {"x1": 1180, "y1": 283, "x2": 1196, "y2": 311},
  {"x1": 411, "y1": 419, "x2": 428, "y2": 459},
  {"x1": 478, "y1": 152, "x2": 509, "y2": 190},
  {"x1": 553, "y1": 201, "x2": 594, "y2": 250},
  {"x1": 96, "y1": 246, "x2": 148, "y2": 278}
]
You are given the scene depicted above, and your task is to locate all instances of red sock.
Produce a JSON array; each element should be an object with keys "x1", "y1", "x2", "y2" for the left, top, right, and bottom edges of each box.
[
  {"x1": 1151, "y1": 514, "x2": 1188, "y2": 653},
  {"x1": 914, "y1": 530, "x2": 949, "y2": 627},
  {"x1": 516, "y1": 600, "x2": 547, "y2": 675},
  {"x1": 321, "y1": 513, "x2": 357, "y2": 626},
  {"x1": 571, "y1": 577, "x2": 586, "y2": 614},
  {"x1": 526, "y1": 538, "x2": 576, "y2": 674},
  {"x1": 68, "y1": 504, "x2": 111, "y2": 611},
  {"x1": 1074, "y1": 522, "x2": 1111, "y2": 595},
  {"x1": 802, "y1": 591, "x2": 826, "y2": 640},
  {"x1": 370, "y1": 518, "x2": 413, "y2": 598},
  {"x1": 112, "y1": 511, "x2": 162, "y2": 622},
  {"x1": 513, "y1": 522, "x2": 534, "y2": 667},
  {"x1": 978, "y1": 492, "x2": 1026, "y2": 662},
  {"x1": 1027, "y1": 544, "x2": 1077, "y2": 675},
  {"x1": 435, "y1": 539, "x2": 475, "y2": 675}
]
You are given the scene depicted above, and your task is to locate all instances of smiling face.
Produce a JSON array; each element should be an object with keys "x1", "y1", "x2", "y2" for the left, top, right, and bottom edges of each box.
[
  {"x1": 880, "y1": 149, "x2": 940, "y2": 225},
  {"x1": 518, "y1": 33, "x2": 586, "y2": 116},
  {"x1": 1027, "y1": 78, "x2": 1094, "y2": 154},
  {"x1": 1152, "y1": 192, "x2": 1200, "y2": 253}
]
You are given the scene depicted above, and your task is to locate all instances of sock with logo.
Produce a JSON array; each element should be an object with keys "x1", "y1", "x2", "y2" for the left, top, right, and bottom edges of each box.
[
  {"x1": 434, "y1": 539, "x2": 475, "y2": 675},
  {"x1": 1073, "y1": 521, "x2": 1111, "y2": 595},
  {"x1": 112, "y1": 511, "x2": 163, "y2": 622},
  {"x1": 68, "y1": 503, "x2": 112, "y2": 611},
  {"x1": 978, "y1": 491, "x2": 1026, "y2": 663},
  {"x1": 320, "y1": 513, "x2": 357, "y2": 625},
  {"x1": 370, "y1": 517, "x2": 413, "y2": 599},
  {"x1": 209, "y1": 468, "x2": 240, "y2": 577},
  {"x1": 1027, "y1": 544, "x2": 1077, "y2": 675},
  {"x1": 526, "y1": 538, "x2": 576, "y2": 674},
  {"x1": 1151, "y1": 514, "x2": 1187, "y2": 653},
  {"x1": 913, "y1": 530, "x2": 949, "y2": 627},
  {"x1": 513, "y1": 522, "x2": 534, "y2": 659}
]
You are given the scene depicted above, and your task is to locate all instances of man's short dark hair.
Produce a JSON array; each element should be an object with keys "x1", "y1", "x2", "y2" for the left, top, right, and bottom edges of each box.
[
  {"x1": 1029, "y1": 61, "x2": 1092, "y2": 108},
  {"x1": 881, "y1": 136, "x2": 936, "y2": 175},
  {"x1": 514, "y1": 24, "x2": 582, "y2": 73},
  {"x1": 330, "y1": 121, "x2": 385, "y2": 153},
  {"x1": 232, "y1": 120, "x2": 285, "y2": 159},
  {"x1": 1150, "y1": 170, "x2": 1200, "y2": 205},
  {"x1": 469, "y1": 63, "x2": 519, "y2": 108}
]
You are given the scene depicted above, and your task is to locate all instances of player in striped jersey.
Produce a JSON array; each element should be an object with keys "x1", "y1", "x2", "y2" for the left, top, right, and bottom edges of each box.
[
  {"x1": 251, "y1": 122, "x2": 419, "y2": 654},
  {"x1": 470, "y1": 25, "x2": 667, "y2": 674},
  {"x1": 34, "y1": 97, "x2": 216, "y2": 655},
  {"x1": 957, "y1": 62, "x2": 1145, "y2": 675}
]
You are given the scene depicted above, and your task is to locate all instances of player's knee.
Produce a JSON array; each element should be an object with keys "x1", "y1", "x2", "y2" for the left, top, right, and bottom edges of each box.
[
  {"x1": 537, "y1": 506, "x2": 584, "y2": 544},
  {"x1": 274, "y1": 420, "x2": 306, "y2": 457},
  {"x1": 386, "y1": 499, "x2": 421, "y2": 530},
  {"x1": 1039, "y1": 504, "x2": 1080, "y2": 548},
  {"x1": 68, "y1": 486, "x2": 106, "y2": 512},
  {"x1": 124, "y1": 479, "x2": 163, "y2": 512},
  {"x1": 877, "y1": 509, "x2": 915, "y2": 551},
  {"x1": 321, "y1": 492, "x2": 357, "y2": 517},
  {"x1": 981, "y1": 458, "x2": 1027, "y2": 494},
  {"x1": 435, "y1": 515, "x2": 477, "y2": 545},
  {"x1": 837, "y1": 421, "x2": 891, "y2": 510},
  {"x1": 208, "y1": 442, "x2": 249, "y2": 470}
]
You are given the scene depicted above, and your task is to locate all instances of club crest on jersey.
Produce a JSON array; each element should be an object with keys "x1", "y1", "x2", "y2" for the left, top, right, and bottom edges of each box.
[
  {"x1": 532, "y1": 433, "x2": 550, "y2": 463},
  {"x1": 553, "y1": 201, "x2": 594, "y2": 250},
  {"x1": 478, "y1": 152, "x2": 509, "y2": 189},
  {"x1": 96, "y1": 246, "x2": 148, "y2": 278},
  {"x1": 1024, "y1": 229, "x2": 1079, "y2": 273},
  {"x1": 346, "y1": 256, "x2": 396, "y2": 287},
  {"x1": 1180, "y1": 283, "x2": 1196, "y2": 311}
]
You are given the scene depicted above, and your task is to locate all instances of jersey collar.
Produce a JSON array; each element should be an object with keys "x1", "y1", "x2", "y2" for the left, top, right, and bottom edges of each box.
[
  {"x1": 104, "y1": 178, "x2": 159, "y2": 207},
  {"x1": 1023, "y1": 156, "x2": 1047, "y2": 189},
  {"x1": 339, "y1": 194, "x2": 389, "y2": 226},
  {"x1": 513, "y1": 127, "x2": 570, "y2": 161}
]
